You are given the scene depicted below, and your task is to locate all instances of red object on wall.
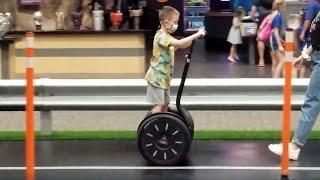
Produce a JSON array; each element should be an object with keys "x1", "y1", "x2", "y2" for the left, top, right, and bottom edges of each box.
[{"x1": 110, "y1": 11, "x2": 123, "y2": 27}]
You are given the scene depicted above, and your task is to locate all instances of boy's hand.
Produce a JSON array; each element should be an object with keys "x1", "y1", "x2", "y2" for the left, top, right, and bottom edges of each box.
[
  {"x1": 293, "y1": 56, "x2": 304, "y2": 70},
  {"x1": 197, "y1": 27, "x2": 207, "y2": 38}
]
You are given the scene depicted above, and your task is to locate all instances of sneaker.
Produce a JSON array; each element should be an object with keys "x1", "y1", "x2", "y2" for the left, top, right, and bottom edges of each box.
[
  {"x1": 227, "y1": 56, "x2": 236, "y2": 63},
  {"x1": 268, "y1": 143, "x2": 300, "y2": 161}
]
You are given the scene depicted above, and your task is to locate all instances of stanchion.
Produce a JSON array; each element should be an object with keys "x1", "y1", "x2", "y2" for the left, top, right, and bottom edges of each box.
[
  {"x1": 281, "y1": 29, "x2": 295, "y2": 179},
  {"x1": 25, "y1": 32, "x2": 35, "y2": 180}
]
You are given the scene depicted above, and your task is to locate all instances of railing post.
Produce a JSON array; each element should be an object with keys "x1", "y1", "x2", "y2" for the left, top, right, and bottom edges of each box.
[
  {"x1": 40, "y1": 111, "x2": 52, "y2": 135},
  {"x1": 25, "y1": 32, "x2": 35, "y2": 180}
]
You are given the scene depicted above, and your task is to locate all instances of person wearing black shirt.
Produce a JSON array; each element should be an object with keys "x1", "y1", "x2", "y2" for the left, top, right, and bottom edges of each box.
[
  {"x1": 250, "y1": 0, "x2": 274, "y2": 24},
  {"x1": 268, "y1": 12, "x2": 320, "y2": 161}
]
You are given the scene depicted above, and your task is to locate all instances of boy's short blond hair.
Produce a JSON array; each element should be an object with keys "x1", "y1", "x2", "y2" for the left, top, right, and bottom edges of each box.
[
  {"x1": 272, "y1": 0, "x2": 285, "y2": 11},
  {"x1": 159, "y1": 6, "x2": 180, "y2": 22}
]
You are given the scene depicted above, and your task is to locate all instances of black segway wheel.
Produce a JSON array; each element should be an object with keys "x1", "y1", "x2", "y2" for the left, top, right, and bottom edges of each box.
[
  {"x1": 168, "y1": 105, "x2": 194, "y2": 138},
  {"x1": 137, "y1": 113, "x2": 192, "y2": 166}
]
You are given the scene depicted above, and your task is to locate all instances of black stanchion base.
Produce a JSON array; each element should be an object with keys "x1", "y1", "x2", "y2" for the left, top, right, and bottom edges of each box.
[{"x1": 280, "y1": 175, "x2": 293, "y2": 180}]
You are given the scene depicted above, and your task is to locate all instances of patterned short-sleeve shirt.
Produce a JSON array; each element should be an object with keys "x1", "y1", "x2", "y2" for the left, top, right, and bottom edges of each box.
[{"x1": 145, "y1": 30, "x2": 175, "y2": 89}]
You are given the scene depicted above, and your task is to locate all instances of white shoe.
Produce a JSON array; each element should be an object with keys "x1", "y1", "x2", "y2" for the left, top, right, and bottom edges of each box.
[
  {"x1": 227, "y1": 56, "x2": 236, "y2": 62},
  {"x1": 268, "y1": 143, "x2": 300, "y2": 161}
]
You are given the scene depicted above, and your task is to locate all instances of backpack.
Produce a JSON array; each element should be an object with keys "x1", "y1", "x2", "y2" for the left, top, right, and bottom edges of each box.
[{"x1": 257, "y1": 12, "x2": 277, "y2": 43}]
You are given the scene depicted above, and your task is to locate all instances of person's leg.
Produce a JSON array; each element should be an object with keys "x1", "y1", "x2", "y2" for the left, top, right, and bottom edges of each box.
[
  {"x1": 234, "y1": 44, "x2": 240, "y2": 60},
  {"x1": 257, "y1": 40, "x2": 265, "y2": 66},
  {"x1": 268, "y1": 51, "x2": 320, "y2": 160},
  {"x1": 228, "y1": 45, "x2": 236, "y2": 62},
  {"x1": 273, "y1": 51, "x2": 284, "y2": 78},
  {"x1": 292, "y1": 58, "x2": 320, "y2": 146},
  {"x1": 231, "y1": 45, "x2": 235, "y2": 56},
  {"x1": 270, "y1": 52, "x2": 277, "y2": 77}
]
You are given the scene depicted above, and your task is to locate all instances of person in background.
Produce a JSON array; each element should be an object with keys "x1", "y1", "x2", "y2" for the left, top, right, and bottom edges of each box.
[
  {"x1": 227, "y1": 7, "x2": 244, "y2": 62},
  {"x1": 299, "y1": 0, "x2": 320, "y2": 43},
  {"x1": 250, "y1": 0, "x2": 274, "y2": 67},
  {"x1": 232, "y1": 0, "x2": 254, "y2": 13},
  {"x1": 297, "y1": 8, "x2": 312, "y2": 78},
  {"x1": 269, "y1": 10, "x2": 320, "y2": 161},
  {"x1": 269, "y1": 0, "x2": 285, "y2": 78}
]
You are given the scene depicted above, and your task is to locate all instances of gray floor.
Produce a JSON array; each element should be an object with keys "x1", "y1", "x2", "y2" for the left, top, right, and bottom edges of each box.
[{"x1": 0, "y1": 140, "x2": 320, "y2": 179}]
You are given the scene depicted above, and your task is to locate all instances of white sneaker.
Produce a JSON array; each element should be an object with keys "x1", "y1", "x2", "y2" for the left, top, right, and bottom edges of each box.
[
  {"x1": 268, "y1": 143, "x2": 300, "y2": 161},
  {"x1": 227, "y1": 56, "x2": 236, "y2": 62}
]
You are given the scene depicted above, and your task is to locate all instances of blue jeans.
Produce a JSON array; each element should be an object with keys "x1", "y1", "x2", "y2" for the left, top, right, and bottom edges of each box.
[{"x1": 293, "y1": 50, "x2": 320, "y2": 146}]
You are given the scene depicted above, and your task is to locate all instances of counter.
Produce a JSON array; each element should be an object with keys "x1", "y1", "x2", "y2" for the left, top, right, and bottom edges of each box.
[{"x1": 5, "y1": 30, "x2": 151, "y2": 79}]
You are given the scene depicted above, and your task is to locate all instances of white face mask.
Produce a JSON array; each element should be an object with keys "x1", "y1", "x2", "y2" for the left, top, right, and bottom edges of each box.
[{"x1": 167, "y1": 23, "x2": 178, "y2": 33}]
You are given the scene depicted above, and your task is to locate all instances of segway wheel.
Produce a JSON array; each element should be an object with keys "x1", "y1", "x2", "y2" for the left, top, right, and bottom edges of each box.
[
  {"x1": 168, "y1": 105, "x2": 194, "y2": 138},
  {"x1": 137, "y1": 113, "x2": 192, "y2": 166}
]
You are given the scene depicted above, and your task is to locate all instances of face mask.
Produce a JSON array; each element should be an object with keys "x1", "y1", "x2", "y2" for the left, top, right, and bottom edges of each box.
[
  {"x1": 171, "y1": 24, "x2": 178, "y2": 32},
  {"x1": 167, "y1": 23, "x2": 178, "y2": 33}
]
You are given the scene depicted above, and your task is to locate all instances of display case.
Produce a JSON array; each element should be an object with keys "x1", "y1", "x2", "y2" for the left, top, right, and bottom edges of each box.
[
  {"x1": 184, "y1": 0, "x2": 210, "y2": 31},
  {"x1": 19, "y1": 0, "x2": 41, "y2": 10},
  {"x1": 20, "y1": 0, "x2": 42, "y2": 7}
]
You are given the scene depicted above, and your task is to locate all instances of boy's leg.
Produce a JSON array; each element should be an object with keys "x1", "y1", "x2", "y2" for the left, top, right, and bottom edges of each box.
[
  {"x1": 152, "y1": 105, "x2": 164, "y2": 114},
  {"x1": 161, "y1": 87, "x2": 170, "y2": 112},
  {"x1": 147, "y1": 83, "x2": 169, "y2": 113}
]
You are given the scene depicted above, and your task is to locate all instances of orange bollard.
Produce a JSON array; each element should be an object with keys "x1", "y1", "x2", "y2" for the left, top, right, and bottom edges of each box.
[
  {"x1": 281, "y1": 29, "x2": 295, "y2": 178},
  {"x1": 25, "y1": 32, "x2": 35, "y2": 180}
]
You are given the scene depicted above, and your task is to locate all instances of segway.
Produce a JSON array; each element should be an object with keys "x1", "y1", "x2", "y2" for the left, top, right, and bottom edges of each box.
[{"x1": 137, "y1": 40, "x2": 196, "y2": 166}]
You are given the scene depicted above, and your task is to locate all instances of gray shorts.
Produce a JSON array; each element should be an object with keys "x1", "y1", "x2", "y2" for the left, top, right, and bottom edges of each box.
[{"x1": 146, "y1": 83, "x2": 170, "y2": 105}]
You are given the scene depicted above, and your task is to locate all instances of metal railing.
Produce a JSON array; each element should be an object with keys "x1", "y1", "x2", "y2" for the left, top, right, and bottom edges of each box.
[{"x1": 0, "y1": 78, "x2": 309, "y2": 135}]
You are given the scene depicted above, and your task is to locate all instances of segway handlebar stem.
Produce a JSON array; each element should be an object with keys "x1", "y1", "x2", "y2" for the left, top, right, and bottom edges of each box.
[{"x1": 176, "y1": 40, "x2": 195, "y2": 109}]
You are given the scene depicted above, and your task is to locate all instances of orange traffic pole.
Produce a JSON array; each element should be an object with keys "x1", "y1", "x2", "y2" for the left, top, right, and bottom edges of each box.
[
  {"x1": 25, "y1": 32, "x2": 35, "y2": 180},
  {"x1": 281, "y1": 29, "x2": 295, "y2": 178}
]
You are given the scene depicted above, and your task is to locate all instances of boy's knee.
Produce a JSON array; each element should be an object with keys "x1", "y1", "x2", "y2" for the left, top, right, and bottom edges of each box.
[{"x1": 152, "y1": 104, "x2": 169, "y2": 113}]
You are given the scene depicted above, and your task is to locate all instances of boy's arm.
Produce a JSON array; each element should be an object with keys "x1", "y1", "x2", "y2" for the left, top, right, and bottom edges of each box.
[
  {"x1": 178, "y1": 40, "x2": 193, "y2": 49},
  {"x1": 170, "y1": 30, "x2": 205, "y2": 49}
]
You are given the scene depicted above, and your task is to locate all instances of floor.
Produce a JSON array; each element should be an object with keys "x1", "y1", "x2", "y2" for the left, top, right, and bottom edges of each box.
[{"x1": 0, "y1": 140, "x2": 319, "y2": 179}]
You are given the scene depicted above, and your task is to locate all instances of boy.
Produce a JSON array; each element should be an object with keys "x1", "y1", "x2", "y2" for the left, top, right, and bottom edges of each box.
[{"x1": 145, "y1": 6, "x2": 206, "y2": 114}]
